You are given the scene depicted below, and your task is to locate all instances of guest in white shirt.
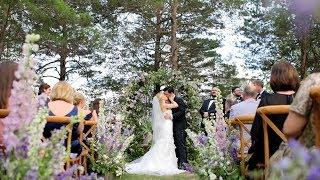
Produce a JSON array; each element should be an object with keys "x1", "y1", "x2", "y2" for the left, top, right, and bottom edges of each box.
[
  {"x1": 230, "y1": 84, "x2": 260, "y2": 119},
  {"x1": 229, "y1": 84, "x2": 260, "y2": 152}
]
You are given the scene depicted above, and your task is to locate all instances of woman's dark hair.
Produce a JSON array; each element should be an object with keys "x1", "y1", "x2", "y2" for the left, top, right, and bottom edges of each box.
[
  {"x1": 231, "y1": 86, "x2": 240, "y2": 92},
  {"x1": 163, "y1": 86, "x2": 175, "y2": 93},
  {"x1": 270, "y1": 61, "x2": 300, "y2": 92},
  {"x1": 0, "y1": 62, "x2": 18, "y2": 109},
  {"x1": 91, "y1": 98, "x2": 101, "y2": 115},
  {"x1": 38, "y1": 83, "x2": 50, "y2": 95}
]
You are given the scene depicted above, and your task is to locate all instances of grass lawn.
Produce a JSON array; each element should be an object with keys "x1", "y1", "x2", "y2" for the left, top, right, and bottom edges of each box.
[{"x1": 107, "y1": 173, "x2": 200, "y2": 180}]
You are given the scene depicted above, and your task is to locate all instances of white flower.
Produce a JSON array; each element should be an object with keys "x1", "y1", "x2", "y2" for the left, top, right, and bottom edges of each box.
[
  {"x1": 22, "y1": 43, "x2": 31, "y2": 56},
  {"x1": 25, "y1": 34, "x2": 32, "y2": 42},
  {"x1": 103, "y1": 154, "x2": 108, "y2": 160},
  {"x1": 31, "y1": 44, "x2": 39, "y2": 52},
  {"x1": 209, "y1": 173, "x2": 217, "y2": 180}
]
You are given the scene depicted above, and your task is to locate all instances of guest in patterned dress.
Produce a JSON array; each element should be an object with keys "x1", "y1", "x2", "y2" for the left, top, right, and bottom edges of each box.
[{"x1": 283, "y1": 73, "x2": 320, "y2": 147}]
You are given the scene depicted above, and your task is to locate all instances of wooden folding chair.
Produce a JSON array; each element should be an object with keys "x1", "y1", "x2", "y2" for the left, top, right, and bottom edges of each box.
[
  {"x1": 310, "y1": 86, "x2": 320, "y2": 147},
  {"x1": 0, "y1": 109, "x2": 9, "y2": 157},
  {"x1": 0, "y1": 109, "x2": 10, "y2": 118},
  {"x1": 80, "y1": 120, "x2": 97, "y2": 151},
  {"x1": 257, "y1": 105, "x2": 289, "y2": 173},
  {"x1": 46, "y1": 116, "x2": 88, "y2": 175},
  {"x1": 229, "y1": 114, "x2": 255, "y2": 176}
]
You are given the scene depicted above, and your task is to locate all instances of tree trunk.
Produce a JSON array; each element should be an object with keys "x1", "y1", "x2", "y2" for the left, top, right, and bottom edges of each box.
[
  {"x1": 59, "y1": 50, "x2": 67, "y2": 81},
  {"x1": 154, "y1": 4, "x2": 162, "y2": 71},
  {"x1": 0, "y1": 4, "x2": 11, "y2": 60},
  {"x1": 300, "y1": 37, "x2": 308, "y2": 79},
  {"x1": 154, "y1": 3, "x2": 163, "y2": 95},
  {"x1": 170, "y1": 0, "x2": 178, "y2": 70}
]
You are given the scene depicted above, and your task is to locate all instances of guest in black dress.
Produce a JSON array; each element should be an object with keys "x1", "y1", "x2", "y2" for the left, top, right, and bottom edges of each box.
[
  {"x1": 44, "y1": 81, "x2": 82, "y2": 155},
  {"x1": 248, "y1": 61, "x2": 300, "y2": 170}
]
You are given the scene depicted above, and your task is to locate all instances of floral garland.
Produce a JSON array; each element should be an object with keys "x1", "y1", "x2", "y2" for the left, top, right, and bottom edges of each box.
[{"x1": 120, "y1": 68, "x2": 203, "y2": 163}]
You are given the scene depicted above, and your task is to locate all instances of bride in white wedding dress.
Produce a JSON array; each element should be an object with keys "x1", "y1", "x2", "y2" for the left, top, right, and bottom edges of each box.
[{"x1": 125, "y1": 92, "x2": 185, "y2": 175}]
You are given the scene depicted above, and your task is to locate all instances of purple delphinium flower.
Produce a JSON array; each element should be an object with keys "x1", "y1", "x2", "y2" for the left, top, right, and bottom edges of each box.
[
  {"x1": 197, "y1": 134, "x2": 209, "y2": 146},
  {"x1": 277, "y1": 157, "x2": 291, "y2": 170},
  {"x1": 2, "y1": 48, "x2": 38, "y2": 153},
  {"x1": 183, "y1": 163, "x2": 195, "y2": 173},
  {"x1": 289, "y1": 140, "x2": 311, "y2": 164},
  {"x1": 80, "y1": 173, "x2": 100, "y2": 180},
  {"x1": 289, "y1": 0, "x2": 320, "y2": 38},
  {"x1": 215, "y1": 117, "x2": 228, "y2": 151},
  {"x1": 55, "y1": 165, "x2": 78, "y2": 180},
  {"x1": 25, "y1": 168, "x2": 38, "y2": 180},
  {"x1": 229, "y1": 145, "x2": 239, "y2": 164},
  {"x1": 307, "y1": 167, "x2": 320, "y2": 180}
]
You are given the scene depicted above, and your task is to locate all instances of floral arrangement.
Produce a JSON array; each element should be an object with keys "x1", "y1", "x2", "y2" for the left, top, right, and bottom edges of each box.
[
  {"x1": 120, "y1": 68, "x2": 203, "y2": 162},
  {"x1": 269, "y1": 140, "x2": 320, "y2": 180},
  {"x1": 186, "y1": 105, "x2": 241, "y2": 179},
  {"x1": 89, "y1": 101, "x2": 134, "y2": 177},
  {"x1": 0, "y1": 34, "x2": 84, "y2": 179}
]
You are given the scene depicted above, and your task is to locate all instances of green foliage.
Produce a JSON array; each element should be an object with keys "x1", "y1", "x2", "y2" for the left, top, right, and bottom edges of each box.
[
  {"x1": 239, "y1": 0, "x2": 320, "y2": 77},
  {"x1": 121, "y1": 68, "x2": 203, "y2": 163}
]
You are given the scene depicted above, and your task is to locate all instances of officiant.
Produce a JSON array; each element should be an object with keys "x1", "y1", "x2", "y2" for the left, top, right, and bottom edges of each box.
[{"x1": 199, "y1": 87, "x2": 218, "y2": 127}]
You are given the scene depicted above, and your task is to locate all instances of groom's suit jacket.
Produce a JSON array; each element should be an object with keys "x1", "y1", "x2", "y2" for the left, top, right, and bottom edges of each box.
[{"x1": 172, "y1": 96, "x2": 187, "y2": 131}]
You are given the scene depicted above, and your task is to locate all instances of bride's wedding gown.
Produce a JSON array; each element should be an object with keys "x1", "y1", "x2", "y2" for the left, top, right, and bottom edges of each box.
[{"x1": 125, "y1": 97, "x2": 185, "y2": 175}]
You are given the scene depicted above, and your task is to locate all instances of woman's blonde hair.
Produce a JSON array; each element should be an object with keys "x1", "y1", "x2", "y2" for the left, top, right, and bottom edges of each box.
[
  {"x1": 74, "y1": 92, "x2": 85, "y2": 106},
  {"x1": 50, "y1": 81, "x2": 75, "y2": 103}
]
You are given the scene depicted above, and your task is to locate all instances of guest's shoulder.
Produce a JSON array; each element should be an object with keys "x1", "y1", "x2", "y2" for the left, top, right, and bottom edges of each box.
[{"x1": 302, "y1": 73, "x2": 320, "y2": 85}]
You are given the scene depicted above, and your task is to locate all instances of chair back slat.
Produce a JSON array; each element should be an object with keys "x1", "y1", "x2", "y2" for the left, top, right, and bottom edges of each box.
[
  {"x1": 46, "y1": 116, "x2": 73, "y2": 168},
  {"x1": 310, "y1": 86, "x2": 320, "y2": 147},
  {"x1": 0, "y1": 109, "x2": 10, "y2": 118},
  {"x1": 81, "y1": 120, "x2": 97, "y2": 151},
  {"x1": 257, "y1": 105, "x2": 289, "y2": 171},
  {"x1": 229, "y1": 114, "x2": 255, "y2": 176}
]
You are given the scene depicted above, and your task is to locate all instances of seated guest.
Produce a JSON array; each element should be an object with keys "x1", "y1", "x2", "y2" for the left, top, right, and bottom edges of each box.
[
  {"x1": 44, "y1": 81, "x2": 82, "y2": 155},
  {"x1": 248, "y1": 61, "x2": 300, "y2": 170},
  {"x1": 73, "y1": 92, "x2": 98, "y2": 122},
  {"x1": 225, "y1": 86, "x2": 243, "y2": 118},
  {"x1": 229, "y1": 84, "x2": 260, "y2": 152},
  {"x1": 230, "y1": 83, "x2": 260, "y2": 119},
  {"x1": 37, "y1": 83, "x2": 51, "y2": 107},
  {"x1": 91, "y1": 98, "x2": 101, "y2": 116},
  {"x1": 252, "y1": 79, "x2": 269, "y2": 100},
  {"x1": 0, "y1": 62, "x2": 18, "y2": 144},
  {"x1": 283, "y1": 73, "x2": 320, "y2": 148},
  {"x1": 74, "y1": 92, "x2": 98, "y2": 138}
]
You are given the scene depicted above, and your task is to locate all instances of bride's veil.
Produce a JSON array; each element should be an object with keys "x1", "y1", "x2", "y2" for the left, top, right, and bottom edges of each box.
[{"x1": 151, "y1": 96, "x2": 163, "y2": 143}]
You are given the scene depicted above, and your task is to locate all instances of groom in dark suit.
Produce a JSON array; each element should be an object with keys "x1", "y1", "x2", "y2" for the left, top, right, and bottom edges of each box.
[{"x1": 163, "y1": 86, "x2": 187, "y2": 169}]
